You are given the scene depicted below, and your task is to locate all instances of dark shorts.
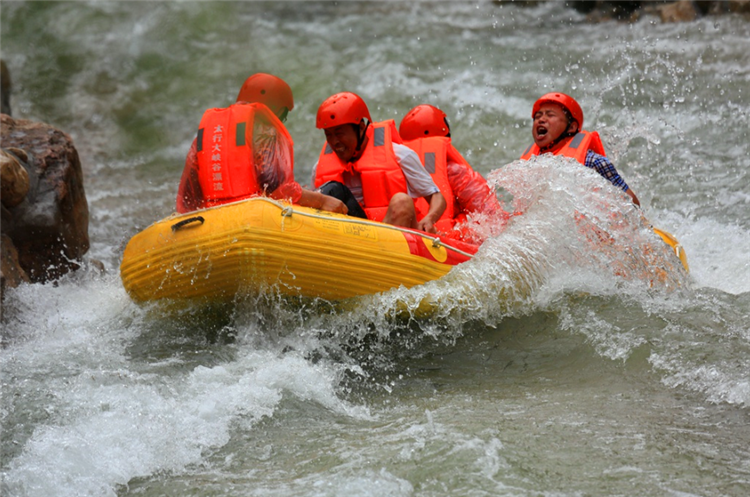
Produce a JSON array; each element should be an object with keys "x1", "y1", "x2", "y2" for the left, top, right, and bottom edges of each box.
[{"x1": 318, "y1": 181, "x2": 367, "y2": 219}]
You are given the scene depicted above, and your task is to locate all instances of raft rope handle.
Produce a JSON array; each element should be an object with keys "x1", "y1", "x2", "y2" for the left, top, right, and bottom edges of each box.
[
  {"x1": 171, "y1": 216, "x2": 205, "y2": 232},
  {"x1": 279, "y1": 205, "x2": 293, "y2": 231},
  {"x1": 261, "y1": 198, "x2": 475, "y2": 259}
]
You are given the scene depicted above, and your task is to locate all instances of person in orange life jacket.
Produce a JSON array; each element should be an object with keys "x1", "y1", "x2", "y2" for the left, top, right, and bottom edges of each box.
[
  {"x1": 522, "y1": 92, "x2": 641, "y2": 207},
  {"x1": 176, "y1": 73, "x2": 346, "y2": 214},
  {"x1": 399, "y1": 104, "x2": 505, "y2": 219},
  {"x1": 312, "y1": 92, "x2": 446, "y2": 234}
]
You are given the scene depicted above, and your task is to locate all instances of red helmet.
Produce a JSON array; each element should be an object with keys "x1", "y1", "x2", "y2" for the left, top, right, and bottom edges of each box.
[
  {"x1": 532, "y1": 92, "x2": 584, "y2": 129},
  {"x1": 399, "y1": 104, "x2": 450, "y2": 141},
  {"x1": 316, "y1": 92, "x2": 372, "y2": 129},
  {"x1": 236, "y1": 73, "x2": 294, "y2": 118}
]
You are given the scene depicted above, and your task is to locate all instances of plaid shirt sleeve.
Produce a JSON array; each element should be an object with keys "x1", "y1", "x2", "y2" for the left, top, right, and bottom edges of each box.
[{"x1": 584, "y1": 150, "x2": 629, "y2": 192}]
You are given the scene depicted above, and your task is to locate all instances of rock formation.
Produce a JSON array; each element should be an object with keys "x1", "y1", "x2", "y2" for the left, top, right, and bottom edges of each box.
[{"x1": 1, "y1": 115, "x2": 90, "y2": 286}]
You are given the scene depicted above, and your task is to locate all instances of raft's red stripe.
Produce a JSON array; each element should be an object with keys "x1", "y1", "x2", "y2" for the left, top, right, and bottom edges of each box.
[{"x1": 401, "y1": 232, "x2": 478, "y2": 265}]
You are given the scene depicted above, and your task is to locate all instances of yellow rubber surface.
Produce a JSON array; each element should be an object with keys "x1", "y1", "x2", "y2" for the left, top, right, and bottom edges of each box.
[
  {"x1": 120, "y1": 198, "x2": 467, "y2": 303},
  {"x1": 653, "y1": 227, "x2": 690, "y2": 273}
]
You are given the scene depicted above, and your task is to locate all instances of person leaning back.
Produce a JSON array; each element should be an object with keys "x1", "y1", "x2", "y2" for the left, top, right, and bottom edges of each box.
[{"x1": 521, "y1": 92, "x2": 640, "y2": 206}]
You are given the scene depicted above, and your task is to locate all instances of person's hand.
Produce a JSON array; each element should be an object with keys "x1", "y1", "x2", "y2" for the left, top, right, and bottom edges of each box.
[
  {"x1": 417, "y1": 192, "x2": 445, "y2": 234},
  {"x1": 417, "y1": 216, "x2": 437, "y2": 234},
  {"x1": 321, "y1": 195, "x2": 348, "y2": 214}
]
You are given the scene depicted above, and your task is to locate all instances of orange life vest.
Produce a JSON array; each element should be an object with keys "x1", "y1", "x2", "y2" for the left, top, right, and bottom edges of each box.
[
  {"x1": 315, "y1": 120, "x2": 432, "y2": 222},
  {"x1": 402, "y1": 136, "x2": 472, "y2": 232},
  {"x1": 520, "y1": 130, "x2": 606, "y2": 165},
  {"x1": 196, "y1": 102, "x2": 293, "y2": 207}
]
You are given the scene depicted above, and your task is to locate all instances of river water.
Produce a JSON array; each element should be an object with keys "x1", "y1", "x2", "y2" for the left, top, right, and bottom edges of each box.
[{"x1": 2, "y1": 2, "x2": 749, "y2": 496}]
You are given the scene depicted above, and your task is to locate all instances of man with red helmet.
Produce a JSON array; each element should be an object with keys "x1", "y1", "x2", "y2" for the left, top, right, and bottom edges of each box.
[
  {"x1": 521, "y1": 92, "x2": 640, "y2": 206},
  {"x1": 312, "y1": 92, "x2": 446, "y2": 233},
  {"x1": 399, "y1": 104, "x2": 507, "y2": 228},
  {"x1": 176, "y1": 73, "x2": 346, "y2": 214}
]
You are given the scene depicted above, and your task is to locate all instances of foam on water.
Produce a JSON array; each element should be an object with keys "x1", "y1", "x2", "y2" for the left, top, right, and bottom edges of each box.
[
  {"x1": 1, "y1": 278, "x2": 371, "y2": 497},
  {"x1": 7, "y1": 349, "x2": 368, "y2": 496},
  {"x1": 673, "y1": 216, "x2": 750, "y2": 294}
]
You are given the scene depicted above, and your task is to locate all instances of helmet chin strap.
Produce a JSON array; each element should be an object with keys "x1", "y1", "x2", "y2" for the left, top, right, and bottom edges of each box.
[
  {"x1": 539, "y1": 121, "x2": 577, "y2": 153},
  {"x1": 349, "y1": 120, "x2": 370, "y2": 162}
]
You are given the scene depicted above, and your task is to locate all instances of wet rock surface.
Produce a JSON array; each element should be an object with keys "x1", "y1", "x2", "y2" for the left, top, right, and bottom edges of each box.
[{"x1": 1, "y1": 114, "x2": 90, "y2": 284}]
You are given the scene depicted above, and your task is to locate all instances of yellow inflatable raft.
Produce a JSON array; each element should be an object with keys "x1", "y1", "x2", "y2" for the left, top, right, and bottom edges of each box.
[{"x1": 120, "y1": 197, "x2": 477, "y2": 303}]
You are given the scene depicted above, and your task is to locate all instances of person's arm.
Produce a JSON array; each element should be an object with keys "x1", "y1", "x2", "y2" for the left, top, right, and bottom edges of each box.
[
  {"x1": 259, "y1": 130, "x2": 345, "y2": 213},
  {"x1": 416, "y1": 192, "x2": 446, "y2": 233},
  {"x1": 625, "y1": 188, "x2": 640, "y2": 207},
  {"x1": 446, "y1": 161, "x2": 505, "y2": 215},
  {"x1": 269, "y1": 181, "x2": 347, "y2": 213},
  {"x1": 297, "y1": 189, "x2": 348, "y2": 214},
  {"x1": 267, "y1": 177, "x2": 347, "y2": 214},
  {"x1": 393, "y1": 143, "x2": 440, "y2": 198},
  {"x1": 393, "y1": 143, "x2": 446, "y2": 232},
  {"x1": 585, "y1": 150, "x2": 640, "y2": 207},
  {"x1": 269, "y1": 180, "x2": 303, "y2": 204}
]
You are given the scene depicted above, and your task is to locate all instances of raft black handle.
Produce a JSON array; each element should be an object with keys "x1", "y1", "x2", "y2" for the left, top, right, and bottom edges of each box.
[{"x1": 171, "y1": 216, "x2": 205, "y2": 231}]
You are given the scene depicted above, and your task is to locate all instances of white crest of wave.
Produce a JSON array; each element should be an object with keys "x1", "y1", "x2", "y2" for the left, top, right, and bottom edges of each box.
[
  {"x1": 4, "y1": 348, "x2": 369, "y2": 497},
  {"x1": 2, "y1": 278, "x2": 370, "y2": 497},
  {"x1": 345, "y1": 155, "x2": 690, "y2": 332}
]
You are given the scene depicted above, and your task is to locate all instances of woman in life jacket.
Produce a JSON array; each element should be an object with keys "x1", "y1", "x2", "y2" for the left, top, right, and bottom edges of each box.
[
  {"x1": 521, "y1": 92, "x2": 640, "y2": 206},
  {"x1": 176, "y1": 73, "x2": 345, "y2": 214}
]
